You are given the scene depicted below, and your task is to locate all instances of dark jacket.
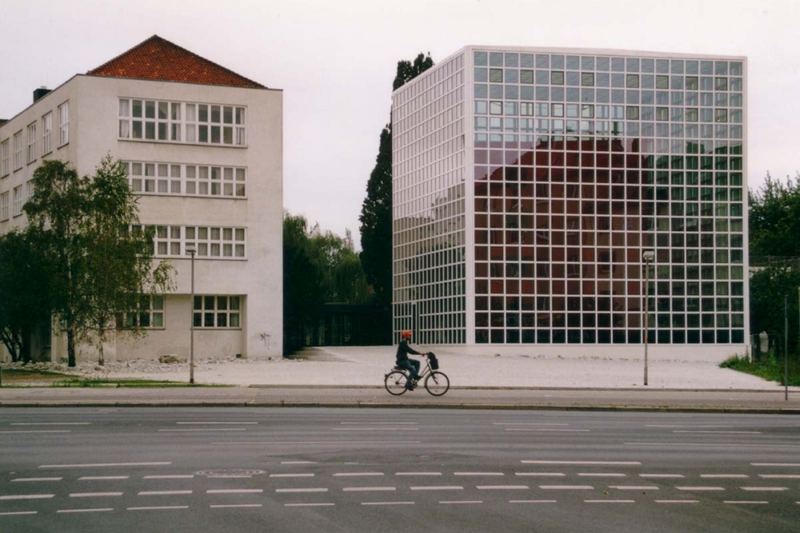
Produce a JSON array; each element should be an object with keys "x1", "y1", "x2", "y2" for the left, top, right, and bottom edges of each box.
[{"x1": 396, "y1": 340, "x2": 422, "y2": 362}]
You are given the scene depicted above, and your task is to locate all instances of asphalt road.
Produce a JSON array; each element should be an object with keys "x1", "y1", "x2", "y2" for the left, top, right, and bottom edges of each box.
[{"x1": 0, "y1": 408, "x2": 798, "y2": 532}]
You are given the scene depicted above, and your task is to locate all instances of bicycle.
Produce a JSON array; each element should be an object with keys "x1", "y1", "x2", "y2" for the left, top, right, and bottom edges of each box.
[{"x1": 384, "y1": 353, "x2": 450, "y2": 396}]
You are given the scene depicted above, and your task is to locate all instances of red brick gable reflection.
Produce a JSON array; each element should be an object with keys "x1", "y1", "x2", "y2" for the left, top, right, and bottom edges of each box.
[{"x1": 87, "y1": 35, "x2": 266, "y2": 89}]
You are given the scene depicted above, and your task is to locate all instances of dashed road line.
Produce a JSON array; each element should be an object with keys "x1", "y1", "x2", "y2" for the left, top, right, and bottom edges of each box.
[
  {"x1": 410, "y1": 485, "x2": 464, "y2": 491},
  {"x1": 207, "y1": 489, "x2": 263, "y2": 494},
  {"x1": 333, "y1": 472, "x2": 384, "y2": 477},
  {"x1": 284, "y1": 502, "x2": 335, "y2": 508},
  {"x1": 11, "y1": 477, "x2": 63, "y2": 482},
  {"x1": 646, "y1": 424, "x2": 730, "y2": 429},
  {"x1": 332, "y1": 427, "x2": 419, "y2": 431},
  {"x1": 673, "y1": 430, "x2": 762, "y2": 435},
  {"x1": 280, "y1": 461, "x2": 316, "y2": 465},
  {"x1": 176, "y1": 421, "x2": 258, "y2": 425},
  {"x1": 724, "y1": 500, "x2": 768, "y2": 505},
  {"x1": 340, "y1": 422, "x2": 417, "y2": 425},
  {"x1": 0, "y1": 430, "x2": 72, "y2": 434},
  {"x1": 80, "y1": 476, "x2": 129, "y2": 481},
  {"x1": 143, "y1": 475, "x2": 194, "y2": 480},
  {"x1": 740, "y1": 486, "x2": 787, "y2": 492},
  {"x1": 751, "y1": 463, "x2": 800, "y2": 467},
  {"x1": 40, "y1": 462, "x2": 171, "y2": 469},
  {"x1": 700, "y1": 474, "x2": 748, "y2": 479},
  {"x1": 609, "y1": 485, "x2": 658, "y2": 491},
  {"x1": 494, "y1": 422, "x2": 569, "y2": 427},
  {"x1": 585, "y1": 499, "x2": 635, "y2": 504},
  {"x1": 509, "y1": 499, "x2": 557, "y2": 504},
  {"x1": 69, "y1": 492, "x2": 123, "y2": 498},
  {"x1": 676, "y1": 486, "x2": 725, "y2": 492},
  {"x1": 640, "y1": 474, "x2": 684, "y2": 479},
  {"x1": 0, "y1": 511, "x2": 38, "y2": 516},
  {"x1": 361, "y1": 501, "x2": 415, "y2": 506},
  {"x1": 270, "y1": 473, "x2": 315, "y2": 478},
  {"x1": 0, "y1": 494, "x2": 54, "y2": 500},
  {"x1": 11, "y1": 422, "x2": 90, "y2": 426},
  {"x1": 656, "y1": 500, "x2": 699, "y2": 504},
  {"x1": 276, "y1": 488, "x2": 328, "y2": 493},
  {"x1": 138, "y1": 490, "x2": 193, "y2": 496},
  {"x1": 515, "y1": 472, "x2": 565, "y2": 477},
  {"x1": 57, "y1": 508, "x2": 114, "y2": 514},
  {"x1": 505, "y1": 428, "x2": 590, "y2": 432},
  {"x1": 342, "y1": 487, "x2": 396, "y2": 492},
  {"x1": 522, "y1": 461, "x2": 640, "y2": 466},
  {"x1": 578, "y1": 473, "x2": 626, "y2": 478},
  {"x1": 395, "y1": 472, "x2": 442, "y2": 476},
  {"x1": 477, "y1": 485, "x2": 528, "y2": 490},
  {"x1": 759, "y1": 474, "x2": 800, "y2": 479},
  {"x1": 158, "y1": 428, "x2": 248, "y2": 433},
  {"x1": 454, "y1": 472, "x2": 504, "y2": 477},
  {"x1": 539, "y1": 485, "x2": 594, "y2": 490},
  {"x1": 439, "y1": 500, "x2": 482, "y2": 505},
  {"x1": 127, "y1": 506, "x2": 188, "y2": 511},
  {"x1": 210, "y1": 504, "x2": 263, "y2": 509}
]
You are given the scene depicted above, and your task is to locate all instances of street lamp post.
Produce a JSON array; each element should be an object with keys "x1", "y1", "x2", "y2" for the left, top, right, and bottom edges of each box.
[
  {"x1": 186, "y1": 245, "x2": 196, "y2": 385},
  {"x1": 642, "y1": 250, "x2": 655, "y2": 387}
]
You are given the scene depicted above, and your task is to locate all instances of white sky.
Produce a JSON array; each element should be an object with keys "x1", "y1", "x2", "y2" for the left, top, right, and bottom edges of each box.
[{"x1": 2, "y1": 0, "x2": 798, "y2": 243}]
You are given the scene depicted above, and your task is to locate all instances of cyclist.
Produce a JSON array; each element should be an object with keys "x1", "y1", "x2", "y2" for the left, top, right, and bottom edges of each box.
[{"x1": 396, "y1": 330, "x2": 426, "y2": 390}]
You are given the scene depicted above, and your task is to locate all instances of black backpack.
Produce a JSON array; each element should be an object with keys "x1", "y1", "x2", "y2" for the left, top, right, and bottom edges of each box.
[{"x1": 428, "y1": 352, "x2": 439, "y2": 370}]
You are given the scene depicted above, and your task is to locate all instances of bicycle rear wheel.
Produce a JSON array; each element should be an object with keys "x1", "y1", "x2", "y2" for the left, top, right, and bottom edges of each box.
[
  {"x1": 385, "y1": 371, "x2": 409, "y2": 395},
  {"x1": 424, "y1": 371, "x2": 450, "y2": 396}
]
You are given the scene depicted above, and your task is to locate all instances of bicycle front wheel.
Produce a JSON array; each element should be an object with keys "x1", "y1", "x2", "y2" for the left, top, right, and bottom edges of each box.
[
  {"x1": 424, "y1": 371, "x2": 450, "y2": 396},
  {"x1": 385, "y1": 371, "x2": 409, "y2": 395}
]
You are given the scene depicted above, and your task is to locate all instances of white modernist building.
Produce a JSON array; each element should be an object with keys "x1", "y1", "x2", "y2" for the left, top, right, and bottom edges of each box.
[
  {"x1": 0, "y1": 35, "x2": 283, "y2": 362},
  {"x1": 391, "y1": 46, "x2": 748, "y2": 359}
]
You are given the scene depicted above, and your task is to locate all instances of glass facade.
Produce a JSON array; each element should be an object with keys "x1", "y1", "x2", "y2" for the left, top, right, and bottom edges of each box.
[{"x1": 393, "y1": 47, "x2": 747, "y2": 346}]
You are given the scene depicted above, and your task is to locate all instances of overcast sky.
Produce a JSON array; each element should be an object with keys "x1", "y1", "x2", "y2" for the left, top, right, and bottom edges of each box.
[{"x1": 2, "y1": 0, "x2": 798, "y2": 244}]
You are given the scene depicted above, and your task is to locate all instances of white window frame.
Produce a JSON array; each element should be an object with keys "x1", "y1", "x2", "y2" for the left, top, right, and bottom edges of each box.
[
  {"x1": 184, "y1": 225, "x2": 246, "y2": 258},
  {"x1": 12, "y1": 185, "x2": 23, "y2": 217},
  {"x1": 12, "y1": 131, "x2": 23, "y2": 170},
  {"x1": 0, "y1": 139, "x2": 9, "y2": 177},
  {"x1": 26, "y1": 122, "x2": 37, "y2": 164},
  {"x1": 41, "y1": 112, "x2": 53, "y2": 155},
  {"x1": 118, "y1": 294, "x2": 165, "y2": 329},
  {"x1": 58, "y1": 101, "x2": 69, "y2": 146},
  {"x1": 124, "y1": 160, "x2": 246, "y2": 198},
  {"x1": 193, "y1": 295, "x2": 242, "y2": 329},
  {"x1": 0, "y1": 192, "x2": 9, "y2": 221}
]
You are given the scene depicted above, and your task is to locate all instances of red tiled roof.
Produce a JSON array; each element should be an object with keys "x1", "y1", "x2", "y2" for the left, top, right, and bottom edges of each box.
[{"x1": 87, "y1": 35, "x2": 267, "y2": 89}]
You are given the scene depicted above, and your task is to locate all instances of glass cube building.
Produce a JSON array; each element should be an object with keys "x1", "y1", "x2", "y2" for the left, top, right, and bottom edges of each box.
[{"x1": 392, "y1": 47, "x2": 748, "y2": 353}]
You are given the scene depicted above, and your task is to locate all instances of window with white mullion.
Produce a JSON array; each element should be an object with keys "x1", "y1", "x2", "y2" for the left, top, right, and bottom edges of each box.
[
  {"x1": 12, "y1": 185, "x2": 23, "y2": 216},
  {"x1": 0, "y1": 192, "x2": 9, "y2": 221},
  {"x1": 184, "y1": 225, "x2": 246, "y2": 258},
  {"x1": 26, "y1": 122, "x2": 37, "y2": 163},
  {"x1": 193, "y1": 295, "x2": 241, "y2": 328},
  {"x1": 57, "y1": 101, "x2": 69, "y2": 146},
  {"x1": 12, "y1": 131, "x2": 23, "y2": 170},
  {"x1": 0, "y1": 140, "x2": 9, "y2": 176},
  {"x1": 41, "y1": 112, "x2": 52, "y2": 155}
]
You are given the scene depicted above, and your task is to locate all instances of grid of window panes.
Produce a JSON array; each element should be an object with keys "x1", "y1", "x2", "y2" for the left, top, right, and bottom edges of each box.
[
  {"x1": 392, "y1": 53, "x2": 467, "y2": 345},
  {"x1": 123, "y1": 161, "x2": 246, "y2": 197},
  {"x1": 193, "y1": 295, "x2": 242, "y2": 328},
  {"x1": 471, "y1": 49, "x2": 745, "y2": 345},
  {"x1": 131, "y1": 224, "x2": 246, "y2": 259}
]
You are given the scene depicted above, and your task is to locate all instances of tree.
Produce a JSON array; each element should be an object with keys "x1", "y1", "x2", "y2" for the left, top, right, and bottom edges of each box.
[
  {"x1": 23, "y1": 158, "x2": 173, "y2": 367},
  {"x1": 359, "y1": 53, "x2": 434, "y2": 308},
  {"x1": 0, "y1": 231, "x2": 51, "y2": 362}
]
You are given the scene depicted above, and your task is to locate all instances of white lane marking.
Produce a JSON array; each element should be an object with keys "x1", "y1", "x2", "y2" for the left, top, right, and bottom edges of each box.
[
  {"x1": 539, "y1": 485, "x2": 594, "y2": 490},
  {"x1": 673, "y1": 430, "x2": 762, "y2": 435},
  {"x1": 454, "y1": 472, "x2": 504, "y2": 477},
  {"x1": 342, "y1": 487, "x2": 396, "y2": 492},
  {"x1": 656, "y1": 500, "x2": 699, "y2": 504},
  {"x1": 609, "y1": 485, "x2": 659, "y2": 491},
  {"x1": 629, "y1": 442, "x2": 800, "y2": 449},
  {"x1": 270, "y1": 473, "x2": 315, "y2": 478},
  {"x1": 57, "y1": 508, "x2": 114, "y2": 514},
  {"x1": 158, "y1": 428, "x2": 248, "y2": 433},
  {"x1": 515, "y1": 472, "x2": 565, "y2": 477},
  {"x1": 410, "y1": 486, "x2": 464, "y2": 491},
  {"x1": 751, "y1": 463, "x2": 800, "y2": 467},
  {"x1": 640, "y1": 474, "x2": 684, "y2": 479},
  {"x1": 340, "y1": 422, "x2": 417, "y2": 425},
  {"x1": 522, "y1": 461, "x2": 640, "y2": 466},
  {"x1": 477, "y1": 485, "x2": 528, "y2": 490},
  {"x1": 361, "y1": 501, "x2": 414, "y2": 506},
  {"x1": 0, "y1": 430, "x2": 71, "y2": 434},
  {"x1": 724, "y1": 500, "x2": 768, "y2": 505},
  {"x1": 759, "y1": 474, "x2": 800, "y2": 479},
  {"x1": 11, "y1": 422, "x2": 90, "y2": 426},
  {"x1": 439, "y1": 500, "x2": 482, "y2": 505},
  {"x1": 280, "y1": 461, "x2": 316, "y2": 465},
  {"x1": 0, "y1": 494, "x2": 54, "y2": 500},
  {"x1": 138, "y1": 490, "x2": 193, "y2": 496},
  {"x1": 176, "y1": 421, "x2": 258, "y2": 425},
  {"x1": 740, "y1": 486, "x2": 787, "y2": 492},
  {"x1": 218, "y1": 440, "x2": 421, "y2": 446},
  {"x1": 69, "y1": 492, "x2": 123, "y2": 498},
  {"x1": 207, "y1": 489, "x2": 263, "y2": 494},
  {"x1": 275, "y1": 488, "x2": 328, "y2": 493},
  {"x1": 646, "y1": 424, "x2": 730, "y2": 428},
  {"x1": 585, "y1": 500, "x2": 635, "y2": 504},
  {"x1": 676, "y1": 486, "x2": 725, "y2": 491},
  {"x1": 700, "y1": 474, "x2": 749, "y2": 479},
  {"x1": 284, "y1": 502, "x2": 335, "y2": 507},
  {"x1": 0, "y1": 511, "x2": 38, "y2": 516},
  {"x1": 578, "y1": 473, "x2": 626, "y2": 478},
  {"x1": 127, "y1": 506, "x2": 188, "y2": 511},
  {"x1": 333, "y1": 472, "x2": 384, "y2": 477},
  {"x1": 494, "y1": 422, "x2": 569, "y2": 426},
  {"x1": 80, "y1": 476, "x2": 129, "y2": 481},
  {"x1": 509, "y1": 499, "x2": 558, "y2": 504},
  {"x1": 143, "y1": 475, "x2": 194, "y2": 480},
  {"x1": 210, "y1": 504, "x2": 263, "y2": 509},
  {"x1": 11, "y1": 477, "x2": 63, "y2": 482},
  {"x1": 395, "y1": 472, "x2": 442, "y2": 476},
  {"x1": 40, "y1": 462, "x2": 171, "y2": 469},
  {"x1": 332, "y1": 427, "x2": 418, "y2": 431},
  {"x1": 506, "y1": 428, "x2": 590, "y2": 433}
]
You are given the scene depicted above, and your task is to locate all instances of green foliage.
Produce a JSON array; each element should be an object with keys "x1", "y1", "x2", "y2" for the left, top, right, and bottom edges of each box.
[
  {"x1": 283, "y1": 214, "x2": 369, "y2": 353},
  {"x1": 0, "y1": 231, "x2": 52, "y2": 362},
  {"x1": 721, "y1": 354, "x2": 800, "y2": 386},
  {"x1": 749, "y1": 266, "x2": 800, "y2": 356},
  {"x1": 749, "y1": 173, "x2": 800, "y2": 258},
  {"x1": 360, "y1": 53, "x2": 434, "y2": 307},
  {"x1": 23, "y1": 158, "x2": 173, "y2": 367}
]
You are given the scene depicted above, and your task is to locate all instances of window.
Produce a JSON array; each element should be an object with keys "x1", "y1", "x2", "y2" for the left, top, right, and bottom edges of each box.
[
  {"x1": 12, "y1": 185, "x2": 23, "y2": 216},
  {"x1": 193, "y1": 295, "x2": 241, "y2": 328},
  {"x1": 0, "y1": 140, "x2": 9, "y2": 177},
  {"x1": 118, "y1": 295, "x2": 165, "y2": 329},
  {"x1": 13, "y1": 131, "x2": 23, "y2": 170},
  {"x1": 551, "y1": 71, "x2": 564, "y2": 85},
  {"x1": 58, "y1": 101, "x2": 69, "y2": 146},
  {"x1": 120, "y1": 99, "x2": 245, "y2": 146},
  {"x1": 26, "y1": 122, "x2": 37, "y2": 163},
  {"x1": 41, "y1": 112, "x2": 52, "y2": 155},
  {"x1": 126, "y1": 162, "x2": 182, "y2": 194},
  {"x1": 185, "y1": 165, "x2": 246, "y2": 197},
  {"x1": 185, "y1": 226, "x2": 246, "y2": 258},
  {"x1": 0, "y1": 192, "x2": 8, "y2": 220},
  {"x1": 124, "y1": 161, "x2": 246, "y2": 198}
]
